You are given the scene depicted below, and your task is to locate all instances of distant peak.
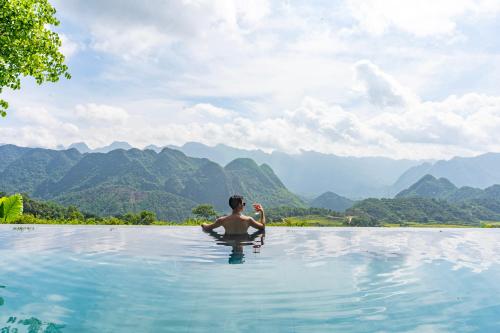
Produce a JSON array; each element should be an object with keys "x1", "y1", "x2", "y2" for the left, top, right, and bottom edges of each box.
[
  {"x1": 419, "y1": 174, "x2": 437, "y2": 181},
  {"x1": 225, "y1": 158, "x2": 259, "y2": 169},
  {"x1": 68, "y1": 142, "x2": 91, "y2": 153}
]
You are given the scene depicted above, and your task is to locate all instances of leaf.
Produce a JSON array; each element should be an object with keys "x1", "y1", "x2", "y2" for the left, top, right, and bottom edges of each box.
[{"x1": 0, "y1": 194, "x2": 23, "y2": 222}]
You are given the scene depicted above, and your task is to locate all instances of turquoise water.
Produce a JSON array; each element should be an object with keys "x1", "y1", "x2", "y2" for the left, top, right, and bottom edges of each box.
[{"x1": 1, "y1": 226, "x2": 500, "y2": 332}]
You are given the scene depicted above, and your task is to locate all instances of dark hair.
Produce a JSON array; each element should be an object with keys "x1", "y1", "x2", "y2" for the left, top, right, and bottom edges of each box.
[{"x1": 229, "y1": 195, "x2": 244, "y2": 210}]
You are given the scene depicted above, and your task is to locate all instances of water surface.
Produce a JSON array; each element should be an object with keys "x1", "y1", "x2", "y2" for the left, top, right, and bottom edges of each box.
[{"x1": 1, "y1": 226, "x2": 500, "y2": 332}]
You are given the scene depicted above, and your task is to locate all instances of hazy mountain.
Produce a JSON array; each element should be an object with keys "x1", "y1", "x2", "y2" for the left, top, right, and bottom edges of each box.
[
  {"x1": 93, "y1": 141, "x2": 134, "y2": 153},
  {"x1": 310, "y1": 192, "x2": 354, "y2": 212},
  {"x1": 392, "y1": 153, "x2": 500, "y2": 192},
  {"x1": 0, "y1": 145, "x2": 303, "y2": 220},
  {"x1": 168, "y1": 142, "x2": 270, "y2": 166},
  {"x1": 67, "y1": 141, "x2": 135, "y2": 154},
  {"x1": 171, "y1": 142, "x2": 421, "y2": 198},
  {"x1": 144, "y1": 144, "x2": 163, "y2": 152},
  {"x1": 68, "y1": 142, "x2": 91, "y2": 153}
]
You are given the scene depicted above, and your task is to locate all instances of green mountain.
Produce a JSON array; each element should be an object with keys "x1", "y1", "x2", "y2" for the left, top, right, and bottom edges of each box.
[
  {"x1": 395, "y1": 174, "x2": 457, "y2": 199},
  {"x1": 0, "y1": 145, "x2": 303, "y2": 220},
  {"x1": 359, "y1": 174, "x2": 500, "y2": 225},
  {"x1": 0, "y1": 144, "x2": 31, "y2": 172},
  {"x1": 396, "y1": 174, "x2": 500, "y2": 204},
  {"x1": 0, "y1": 145, "x2": 82, "y2": 194},
  {"x1": 311, "y1": 191, "x2": 354, "y2": 212}
]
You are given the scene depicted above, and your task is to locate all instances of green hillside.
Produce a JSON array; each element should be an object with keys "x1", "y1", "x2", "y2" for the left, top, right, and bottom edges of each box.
[
  {"x1": 396, "y1": 174, "x2": 500, "y2": 204},
  {"x1": 311, "y1": 191, "x2": 354, "y2": 211},
  {"x1": 395, "y1": 174, "x2": 457, "y2": 199},
  {"x1": 0, "y1": 145, "x2": 303, "y2": 220},
  {"x1": 0, "y1": 146, "x2": 82, "y2": 194},
  {"x1": 351, "y1": 175, "x2": 500, "y2": 226},
  {"x1": 225, "y1": 159, "x2": 305, "y2": 208},
  {"x1": 347, "y1": 197, "x2": 500, "y2": 226}
]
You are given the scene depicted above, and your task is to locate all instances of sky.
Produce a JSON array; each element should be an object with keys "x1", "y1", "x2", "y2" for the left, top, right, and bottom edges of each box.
[{"x1": 2, "y1": 0, "x2": 500, "y2": 159}]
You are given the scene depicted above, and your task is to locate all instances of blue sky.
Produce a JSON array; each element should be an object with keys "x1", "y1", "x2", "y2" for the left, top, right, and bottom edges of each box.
[{"x1": 2, "y1": 0, "x2": 500, "y2": 159}]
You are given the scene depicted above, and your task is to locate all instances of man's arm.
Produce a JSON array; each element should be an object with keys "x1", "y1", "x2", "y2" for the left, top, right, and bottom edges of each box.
[
  {"x1": 249, "y1": 204, "x2": 265, "y2": 230},
  {"x1": 201, "y1": 217, "x2": 224, "y2": 231}
]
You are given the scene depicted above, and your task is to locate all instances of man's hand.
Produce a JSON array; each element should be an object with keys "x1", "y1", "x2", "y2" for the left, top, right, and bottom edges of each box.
[
  {"x1": 249, "y1": 203, "x2": 266, "y2": 230},
  {"x1": 253, "y1": 203, "x2": 264, "y2": 213}
]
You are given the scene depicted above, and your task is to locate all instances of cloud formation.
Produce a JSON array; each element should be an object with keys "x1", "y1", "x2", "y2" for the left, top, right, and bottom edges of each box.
[
  {"x1": 347, "y1": 0, "x2": 500, "y2": 37},
  {"x1": 75, "y1": 104, "x2": 130, "y2": 125},
  {"x1": 3, "y1": 1, "x2": 500, "y2": 159}
]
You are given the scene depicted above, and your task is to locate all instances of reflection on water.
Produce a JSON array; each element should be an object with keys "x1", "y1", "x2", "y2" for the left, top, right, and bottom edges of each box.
[
  {"x1": 204, "y1": 230, "x2": 265, "y2": 264},
  {"x1": 1, "y1": 285, "x2": 64, "y2": 333},
  {"x1": 1, "y1": 226, "x2": 500, "y2": 332}
]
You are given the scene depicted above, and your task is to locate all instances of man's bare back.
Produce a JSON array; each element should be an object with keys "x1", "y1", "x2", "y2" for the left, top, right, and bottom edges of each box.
[{"x1": 201, "y1": 196, "x2": 265, "y2": 235}]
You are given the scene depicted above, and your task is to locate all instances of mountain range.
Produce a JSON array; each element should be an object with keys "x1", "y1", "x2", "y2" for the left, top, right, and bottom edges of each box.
[
  {"x1": 396, "y1": 174, "x2": 500, "y2": 205},
  {"x1": 63, "y1": 141, "x2": 424, "y2": 198},
  {"x1": 0, "y1": 145, "x2": 303, "y2": 220},
  {"x1": 161, "y1": 142, "x2": 422, "y2": 198},
  {"x1": 392, "y1": 153, "x2": 500, "y2": 191}
]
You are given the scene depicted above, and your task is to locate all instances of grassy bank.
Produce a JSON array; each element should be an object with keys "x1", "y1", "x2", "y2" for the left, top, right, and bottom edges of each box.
[{"x1": 4, "y1": 213, "x2": 500, "y2": 228}]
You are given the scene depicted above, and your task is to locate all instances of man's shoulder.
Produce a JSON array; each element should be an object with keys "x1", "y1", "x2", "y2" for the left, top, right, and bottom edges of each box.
[{"x1": 240, "y1": 215, "x2": 255, "y2": 221}]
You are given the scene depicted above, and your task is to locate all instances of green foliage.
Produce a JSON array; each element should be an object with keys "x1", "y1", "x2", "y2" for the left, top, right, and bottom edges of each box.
[
  {"x1": 22, "y1": 193, "x2": 88, "y2": 219},
  {"x1": 0, "y1": 0, "x2": 70, "y2": 116},
  {"x1": 192, "y1": 204, "x2": 218, "y2": 220},
  {"x1": 347, "y1": 212, "x2": 380, "y2": 227},
  {"x1": 265, "y1": 206, "x2": 341, "y2": 222},
  {"x1": 119, "y1": 211, "x2": 156, "y2": 225},
  {"x1": 66, "y1": 205, "x2": 84, "y2": 220},
  {"x1": 268, "y1": 215, "x2": 346, "y2": 227},
  {"x1": 0, "y1": 193, "x2": 23, "y2": 222}
]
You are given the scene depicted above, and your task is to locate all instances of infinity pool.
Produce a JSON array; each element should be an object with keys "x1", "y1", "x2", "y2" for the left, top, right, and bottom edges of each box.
[{"x1": 1, "y1": 226, "x2": 500, "y2": 332}]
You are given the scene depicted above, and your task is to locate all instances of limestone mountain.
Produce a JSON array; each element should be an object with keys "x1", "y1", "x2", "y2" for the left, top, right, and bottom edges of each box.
[
  {"x1": 396, "y1": 174, "x2": 500, "y2": 203},
  {"x1": 0, "y1": 145, "x2": 303, "y2": 220},
  {"x1": 311, "y1": 192, "x2": 354, "y2": 212},
  {"x1": 395, "y1": 175, "x2": 457, "y2": 199}
]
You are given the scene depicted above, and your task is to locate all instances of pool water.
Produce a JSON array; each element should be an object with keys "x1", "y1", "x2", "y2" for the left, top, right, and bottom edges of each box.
[{"x1": 1, "y1": 226, "x2": 500, "y2": 332}]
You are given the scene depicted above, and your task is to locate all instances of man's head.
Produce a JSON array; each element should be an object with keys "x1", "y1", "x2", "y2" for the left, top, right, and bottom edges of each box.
[{"x1": 229, "y1": 195, "x2": 245, "y2": 212}]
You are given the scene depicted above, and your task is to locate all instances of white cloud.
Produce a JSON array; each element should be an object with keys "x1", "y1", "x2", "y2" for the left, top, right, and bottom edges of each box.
[
  {"x1": 75, "y1": 104, "x2": 130, "y2": 125},
  {"x1": 184, "y1": 103, "x2": 234, "y2": 119},
  {"x1": 57, "y1": 0, "x2": 271, "y2": 59},
  {"x1": 354, "y1": 60, "x2": 417, "y2": 108},
  {"x1": 90, "y1": 25, "x2": 169, "y2": 60},
  {"x1": 59, "y1": 34, "x2": 81, "y2": 58},
  {"x1": 0, "y1": 106, "x2": 79, "y2": 148},
  {"x1": 346, "y1": 0, "x2": 500, "y2": 37}
]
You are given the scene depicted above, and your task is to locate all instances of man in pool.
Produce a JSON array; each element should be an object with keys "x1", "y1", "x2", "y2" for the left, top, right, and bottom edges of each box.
[{"x1": 201, "y1": 195, "x2": 265, "y2": 234}]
